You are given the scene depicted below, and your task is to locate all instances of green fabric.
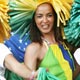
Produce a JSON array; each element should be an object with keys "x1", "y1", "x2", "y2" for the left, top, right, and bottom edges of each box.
[
  {"x1": 37, "y1": 67, "x2": 60, "y2": 80},
  {"x1": 5, "y1": 69, "x2": 23, "y2": 80},
  {"x1": 5, "y1": 68, "x2": 60, "y2": 80},
  {"x1": 40, "y1": 46, "x2": 67, "y2": 80}
]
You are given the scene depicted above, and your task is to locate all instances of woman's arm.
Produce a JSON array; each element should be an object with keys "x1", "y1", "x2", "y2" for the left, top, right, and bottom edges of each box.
[
  {"x1": 24, "y1": 43, "x2": 39, "y2": 79},
  {"x1": 0, "y1": 43, "x2": 36, "y2": 79},
  {"x1": 24, "y1": 43, "x2": 39, "y2": 70},
  {"x1": 4, "y1": 54, "x2": 31, "y2": 79}
]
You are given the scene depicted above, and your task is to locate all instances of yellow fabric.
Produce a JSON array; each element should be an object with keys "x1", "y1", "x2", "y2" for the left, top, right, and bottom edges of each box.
[{"x1": 50, "y1": 44, "x2": 72, "y2": 80}]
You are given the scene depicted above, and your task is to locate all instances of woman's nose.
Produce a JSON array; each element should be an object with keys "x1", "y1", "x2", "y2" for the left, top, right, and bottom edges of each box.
[{"x1": 42, "y1": 16, "x2": 48, "y2": 23}]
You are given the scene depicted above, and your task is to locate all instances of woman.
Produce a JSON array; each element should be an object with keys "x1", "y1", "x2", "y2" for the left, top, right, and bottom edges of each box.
[
  {"x1": 24, "y1": 2, "x2": 74, "y2": 80},
  {"x1": 4, "y1": 1, "x2": 80, "y2": 80}
]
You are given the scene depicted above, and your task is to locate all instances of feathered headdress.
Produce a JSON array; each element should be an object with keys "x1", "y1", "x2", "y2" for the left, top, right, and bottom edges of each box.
[
  {"x1": 8, "y1": 0, "x2": 73, "y2": 40},
  {"x1": 1, "y1": 0, "x2": 74, "y2": 73},
  {"x1": 0, "y1": 0, "x2": 11, "y2": 42},
  {"x1": 64, "y1": 0, "x2": 80, "y2": 47}
]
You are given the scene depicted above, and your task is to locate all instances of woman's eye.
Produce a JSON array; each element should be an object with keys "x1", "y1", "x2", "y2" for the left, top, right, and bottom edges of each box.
[
  {"x1": 48, "y1": 14, "x2": 53, "y2": 17},
  {"x1": 36, "y1": 15, "x2": 42, "y2": 18}
]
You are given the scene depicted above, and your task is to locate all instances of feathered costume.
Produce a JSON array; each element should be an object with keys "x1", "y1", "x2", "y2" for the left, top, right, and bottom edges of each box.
[
  {"x1": 0, "y1": 0, "x2": 11, "y2": 43},
  {"x1": 1, "y1": 0, "x2": 78, "y2": 80},
  {"x1": 64, "y1": 0, "x2": 80, "y2": 47}
]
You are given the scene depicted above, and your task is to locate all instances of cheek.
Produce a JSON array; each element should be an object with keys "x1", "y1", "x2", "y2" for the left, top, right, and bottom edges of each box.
[
  {"x1": 35, "y1": 19, "x2": 41, "y2": 27},
  {"x1": 49, "y1": 18, "x2": 54, "y2": 26}
]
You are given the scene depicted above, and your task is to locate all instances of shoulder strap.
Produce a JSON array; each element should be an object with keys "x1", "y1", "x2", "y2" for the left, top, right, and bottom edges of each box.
[{"x1": 43, "y1": 41, "x2": 49, "y2": 50}]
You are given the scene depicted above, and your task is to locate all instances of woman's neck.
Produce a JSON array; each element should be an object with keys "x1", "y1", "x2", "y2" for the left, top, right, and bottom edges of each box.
[{"x1": 42, "y1": 33, "x2": 57, "y2": 45}]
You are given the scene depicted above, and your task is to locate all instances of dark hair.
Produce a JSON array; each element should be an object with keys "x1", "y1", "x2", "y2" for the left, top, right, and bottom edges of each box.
[{"x1": 30, "y1": 2, "x2": 63, "y2": 45}]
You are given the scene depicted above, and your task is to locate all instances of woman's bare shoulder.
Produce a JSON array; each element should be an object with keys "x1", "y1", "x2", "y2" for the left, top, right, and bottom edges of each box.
[
  {"x1": 25, "y1": 42, "x2": 41, "y2": 55},
  {"x1": 27, "y1": 42, "x2": 41, "y2": 49}
]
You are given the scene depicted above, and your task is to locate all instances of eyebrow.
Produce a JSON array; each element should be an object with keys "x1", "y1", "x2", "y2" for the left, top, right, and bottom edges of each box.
[{"x1": 36, "y1": 11, "x2": 53, "y2": 15}]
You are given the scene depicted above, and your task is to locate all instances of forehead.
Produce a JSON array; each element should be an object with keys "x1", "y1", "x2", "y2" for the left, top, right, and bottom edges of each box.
[{"x1": 35, "y1": 3, "x2": 53, "y2": 14}]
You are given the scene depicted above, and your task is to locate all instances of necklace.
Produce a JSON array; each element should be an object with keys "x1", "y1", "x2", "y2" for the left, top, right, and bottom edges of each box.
[{"x1": 42, "y1": 37, "x2": 55, "y2": 45}]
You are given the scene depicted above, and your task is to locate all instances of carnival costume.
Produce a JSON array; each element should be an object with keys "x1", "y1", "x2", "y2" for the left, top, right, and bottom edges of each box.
[
  {"x1": 0, "y1": 0, "x2": 10, "y2": 43},
  {"x1": 38, "y1": 41, "x2": 74, "y2": 80},
  {"x1": 64, "y1": 0, "x2": 80, "y2": 47},
  {"x1": 0, "y1": 0, "x2": 76, "y2": 80}
]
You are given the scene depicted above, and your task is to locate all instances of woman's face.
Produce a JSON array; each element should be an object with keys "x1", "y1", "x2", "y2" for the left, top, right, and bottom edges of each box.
[{"x1": 35, "y1": 3, "x2": 54, "y2": 34}]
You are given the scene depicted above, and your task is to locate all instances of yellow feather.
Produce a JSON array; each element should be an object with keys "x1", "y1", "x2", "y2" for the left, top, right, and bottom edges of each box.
[{"x1": 0, "y1": 0, "x2": 10, "y2": 42}]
